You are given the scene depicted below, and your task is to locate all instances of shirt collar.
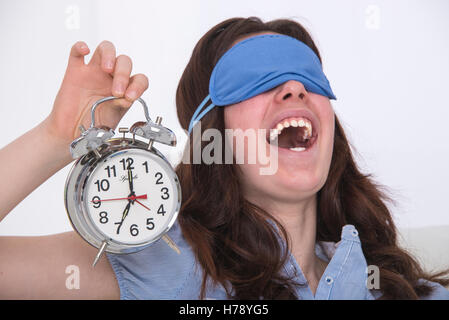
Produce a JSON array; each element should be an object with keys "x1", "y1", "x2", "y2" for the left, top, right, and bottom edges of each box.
[{"x1": 284, "y1": 224, "x2": 376, "y2": 300}]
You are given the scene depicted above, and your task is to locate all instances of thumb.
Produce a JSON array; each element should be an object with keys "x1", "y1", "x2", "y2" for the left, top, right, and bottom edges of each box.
[{"x1": 68, "y1": 41, "x2": 90, "y2": 67}]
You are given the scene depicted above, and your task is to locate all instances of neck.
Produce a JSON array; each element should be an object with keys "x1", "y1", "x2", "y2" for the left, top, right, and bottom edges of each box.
[{"x1": 246, "y1": 193, "x2": 327, "y2": 294}]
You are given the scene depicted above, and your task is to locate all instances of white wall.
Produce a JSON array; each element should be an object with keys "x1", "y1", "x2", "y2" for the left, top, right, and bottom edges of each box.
[{"x1": 0, "y1": 0, "x2": 448, "y2": 236}]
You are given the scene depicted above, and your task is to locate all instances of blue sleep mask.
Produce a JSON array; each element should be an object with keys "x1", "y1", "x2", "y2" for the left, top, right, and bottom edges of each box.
[{"x1": 188, "y1": 34, "x2": 336, "y2": 134}]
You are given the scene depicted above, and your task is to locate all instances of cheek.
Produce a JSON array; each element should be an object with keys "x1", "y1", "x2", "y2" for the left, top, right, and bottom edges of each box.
[
  {"x1": 316, "y1": 100, "x2": 335, "y2": 184},
  {"x1": 223, "y1": 101, "x2": 269, "y2": 180},
  {"x1": 224, "y1": 104, "x2": 244, "y2": 130},
  {"x1": 322, "y1": 103, "x2": 335, "y2": 156},
  {"x1": 310, "y1": 94, "x2": 335, "y2": 148},
  {"x1": 224, "y1": 100, "x2": 264, "y2": 130}
]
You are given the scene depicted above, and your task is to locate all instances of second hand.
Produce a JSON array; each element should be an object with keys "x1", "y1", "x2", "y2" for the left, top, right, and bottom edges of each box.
[
  {"x1": 91, "y1": 194, "x2": 147, "y2": 203},
  {"x1": 91, "y1": 194, "x2": 151, "y2": 211}
]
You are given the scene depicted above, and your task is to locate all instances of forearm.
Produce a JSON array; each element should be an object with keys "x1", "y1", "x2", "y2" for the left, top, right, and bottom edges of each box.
[{"x1": 0, "y1": 119, "x2": 73, "y2": 220}]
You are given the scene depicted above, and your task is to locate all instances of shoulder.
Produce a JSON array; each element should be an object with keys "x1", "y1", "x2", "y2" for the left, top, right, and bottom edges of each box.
[
  {"x1": 106, "y1": 220, "x2": 203, "y2": 299},
  {"x1": 419, "y1": 280, "x2": 449, "y2": 300}
]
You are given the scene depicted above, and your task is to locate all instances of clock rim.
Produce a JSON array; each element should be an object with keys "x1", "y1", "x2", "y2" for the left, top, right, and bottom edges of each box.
[{"x1": 64, "y1": 138, "x2": 182, "y2": 254}]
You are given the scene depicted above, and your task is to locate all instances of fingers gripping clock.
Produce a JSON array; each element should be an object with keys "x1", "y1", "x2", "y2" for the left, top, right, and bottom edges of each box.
[{"x1": 64, "y1": 96, "x2": 181, "y2": 266}]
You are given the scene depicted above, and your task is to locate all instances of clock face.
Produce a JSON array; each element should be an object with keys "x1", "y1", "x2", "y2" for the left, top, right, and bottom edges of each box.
[{"x1": 83, "y1": 148, "x2": 180, "y2": 245}]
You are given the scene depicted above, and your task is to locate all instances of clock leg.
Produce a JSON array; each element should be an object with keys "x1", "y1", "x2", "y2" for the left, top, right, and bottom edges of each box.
[
  {"x1": 92, "y1": 240, "x2": 108, "y2": 267},
  {"x1": 162, "y1": 235, "x2": 181, "y2": 255}
]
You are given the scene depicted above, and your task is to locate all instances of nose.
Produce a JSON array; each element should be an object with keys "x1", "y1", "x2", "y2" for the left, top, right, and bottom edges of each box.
[{"x1": 273, "y1": 80, "x2": 307, "y2": 103}]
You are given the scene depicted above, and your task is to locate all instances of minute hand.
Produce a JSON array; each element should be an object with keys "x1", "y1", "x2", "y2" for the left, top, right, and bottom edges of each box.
[{"x1": 128, "y1": 167, "x2": 134, "y2": 193}]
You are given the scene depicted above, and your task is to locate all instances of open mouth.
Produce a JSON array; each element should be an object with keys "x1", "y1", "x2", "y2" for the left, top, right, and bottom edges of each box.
[{"x1": 266, "y1": 116, "x2": 318, "y2": 152}]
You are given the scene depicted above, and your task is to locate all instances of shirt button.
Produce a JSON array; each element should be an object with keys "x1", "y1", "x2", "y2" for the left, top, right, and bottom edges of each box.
[{"x1": 325, "y1": 276, "x2": 334, "y2": 285}]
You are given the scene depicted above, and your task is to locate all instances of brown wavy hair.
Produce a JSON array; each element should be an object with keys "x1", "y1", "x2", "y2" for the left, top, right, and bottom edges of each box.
[{"x1": 174, "y1": 16, "x2": 449, "y2": 299}]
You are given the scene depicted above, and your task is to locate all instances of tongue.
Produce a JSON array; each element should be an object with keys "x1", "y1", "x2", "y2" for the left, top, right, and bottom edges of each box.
[{"x1": 277, "y1": 127, "x2": 309, "y2": 148}]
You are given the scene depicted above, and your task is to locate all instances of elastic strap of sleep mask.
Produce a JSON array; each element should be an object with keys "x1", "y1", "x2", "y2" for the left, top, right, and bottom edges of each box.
[{"x1": 188, "y1": 94, "x2": 215, "y2": 134}]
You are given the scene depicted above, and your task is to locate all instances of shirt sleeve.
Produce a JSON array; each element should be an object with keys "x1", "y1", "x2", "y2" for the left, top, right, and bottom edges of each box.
[{"x1": 105, "y1": 220, "x2": 201, "y2": 300}]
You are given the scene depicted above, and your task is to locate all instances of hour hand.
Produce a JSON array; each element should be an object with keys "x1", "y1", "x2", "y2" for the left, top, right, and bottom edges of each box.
[{"x1": 115, "y1": 201, "x2": 131, "y2": 234}]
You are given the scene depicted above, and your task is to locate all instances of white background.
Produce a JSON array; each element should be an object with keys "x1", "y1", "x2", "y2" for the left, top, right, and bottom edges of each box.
[{"x1": 0, "y1": 0, "x2": 448, "y2": 236}]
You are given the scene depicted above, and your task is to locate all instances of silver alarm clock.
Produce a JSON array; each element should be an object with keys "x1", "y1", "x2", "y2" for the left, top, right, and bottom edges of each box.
[{"x1": 64, "y1": 96, "x2": 181, "y2": 266}]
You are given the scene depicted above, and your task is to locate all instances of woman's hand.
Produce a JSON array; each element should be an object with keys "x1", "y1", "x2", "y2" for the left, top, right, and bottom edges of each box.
[
  {"x1": 42, "y1": 40, "x2": 149, "y2": 146},
  {"x1": 0, "y1": 40, "x2": 149, "y2": 219}
]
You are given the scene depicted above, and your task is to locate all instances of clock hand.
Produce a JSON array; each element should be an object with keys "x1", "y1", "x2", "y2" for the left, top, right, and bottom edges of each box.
[
  {"x1": 128, "y1": 167, "x2": 134, "y2": 193},
  {"x1": 135, "y1": 199, "x2": 151, "y2": 211},
  {"x1": 115, "y1": 201, "x2": 131, "y2": 234},
  {"x1": 126, "y1": 167, "x2": 150, "y2": 211},
  {"x1": 91, "y1": 194, "x2": 147, "y2": 203}
]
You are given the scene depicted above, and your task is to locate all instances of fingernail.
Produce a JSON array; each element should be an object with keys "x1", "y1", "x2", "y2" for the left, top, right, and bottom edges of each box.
[
  {"x1": 104, "y1": 61, "x2": 113, "y2": 70},
  {"x1": 126, "y1": 90, "x2": 137, "y2": 100}
]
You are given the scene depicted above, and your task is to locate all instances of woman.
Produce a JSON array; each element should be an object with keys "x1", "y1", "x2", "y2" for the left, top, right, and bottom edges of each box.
[{"x1": 0, "y1": 16, "x2": 447, "y2": 299}]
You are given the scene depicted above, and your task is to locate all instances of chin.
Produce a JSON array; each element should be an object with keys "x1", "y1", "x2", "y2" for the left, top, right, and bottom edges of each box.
[
  {"x1": 240, "y1": 164, "x2": 327, "y2": 203},
  {"x1": 273, "y1": 168, "x2": 324, "y2": 197}
]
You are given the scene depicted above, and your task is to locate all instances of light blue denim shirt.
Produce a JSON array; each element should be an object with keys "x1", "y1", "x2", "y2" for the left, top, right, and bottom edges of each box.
[{"x1": 106, "y1": 221, "x2": 449, "y2": 300}]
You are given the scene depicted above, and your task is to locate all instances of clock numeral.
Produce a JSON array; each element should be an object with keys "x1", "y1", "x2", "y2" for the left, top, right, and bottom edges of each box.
[
  {"x1": 157, "y1": 204, "x2": 166, "y2": 216},
  {"x1": 99, "y1": 211, "x2": 108, "y2": 224},
  {"x1": 161, "y1": 187, "x2": 170, "y2": 200},
  {"x1": 130, "y1": 224, "x2": 139, "y2": 237},
  {"x1": 155, "y1": 172, "x2": 163, "y2": 184},
  {"x1": 142, "y1": 161, "x2": 149, "y2": 173},
  {"x1": 146, "y1": 218, "x2": 155, "y2": 230},
  {"x1": 114, "y1": 222, "x2": 122, "y2": 234},
  {"x1": 105, "y1": 165, "x2": 117, "y2": 178},
  {"x1": 120, "y1": 157, "x2": 134, "y2": 170},
  {"x1": 92, "y1": 196, "x2": 101, "y2": 208},
  {"x1": 94, "y1": 179, "x2": 110, "y2": 192}
]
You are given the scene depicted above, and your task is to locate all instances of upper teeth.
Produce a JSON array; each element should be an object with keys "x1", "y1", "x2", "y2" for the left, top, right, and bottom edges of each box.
[{"x1": 270, "y1": 117, "x2": 312, "y2": 141}]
